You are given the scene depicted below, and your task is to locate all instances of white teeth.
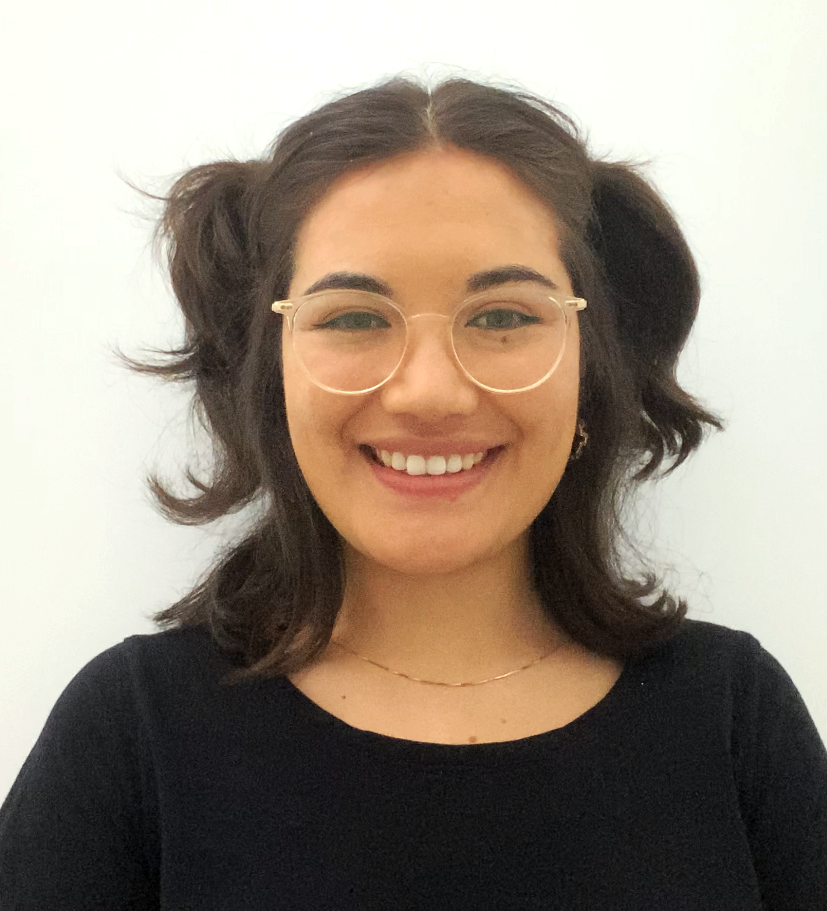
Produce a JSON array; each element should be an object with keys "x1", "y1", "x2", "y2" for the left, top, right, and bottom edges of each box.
[
  {"x1": 426, "y1": 456, "x2": 446, "y2": 475},
  {"x1": 374, "y1": 448, "x2": 489, "y2": 476},
  {"x1": 406, "y1": 455, "x2": 427, "y2": 475}
]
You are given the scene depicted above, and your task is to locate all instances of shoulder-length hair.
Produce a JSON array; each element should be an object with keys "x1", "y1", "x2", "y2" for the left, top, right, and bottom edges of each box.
[{"x1": 114, "y1": 74, "x2": 725, "y2": 685}]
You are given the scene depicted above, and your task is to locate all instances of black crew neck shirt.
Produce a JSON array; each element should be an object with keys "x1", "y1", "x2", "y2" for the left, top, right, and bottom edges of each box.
[{"x1": 1, "y1": 617, "x2": 826, "y2": 910}]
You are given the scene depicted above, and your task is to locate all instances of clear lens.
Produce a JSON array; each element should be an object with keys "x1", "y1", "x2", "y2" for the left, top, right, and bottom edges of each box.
[
  {"x1": 453, "y1": 289, "x2": 566, "y2": 391},
  {"x1": 292, "y1": 291, "x2": 407, "y2": 393},
  {"x1": 290, "y1": 288, "x2": 567, "y2": 393}
]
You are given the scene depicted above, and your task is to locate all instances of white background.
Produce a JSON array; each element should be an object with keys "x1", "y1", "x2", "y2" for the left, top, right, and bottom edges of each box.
[{"x1": 2, "y1": 0, "x2": 826, "y2": 800}]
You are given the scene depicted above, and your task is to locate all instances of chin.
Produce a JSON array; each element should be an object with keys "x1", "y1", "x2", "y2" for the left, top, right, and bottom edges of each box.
[{"x1": 346, "y1": 531, "x2": 510, "y2": 577}]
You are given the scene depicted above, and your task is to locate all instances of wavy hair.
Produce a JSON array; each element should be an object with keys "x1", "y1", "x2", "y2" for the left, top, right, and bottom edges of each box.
[{"x1": 113, "y1": 73, "x2": 725, "y2": 685}]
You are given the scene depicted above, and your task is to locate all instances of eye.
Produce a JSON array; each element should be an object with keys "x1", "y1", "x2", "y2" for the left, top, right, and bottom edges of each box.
[
  {"x1": 315, "y1": 311, "x2": 392, "y2": 331},
  {"x1": 466, "y1": 308, "x2": 541, "y2": 330}
]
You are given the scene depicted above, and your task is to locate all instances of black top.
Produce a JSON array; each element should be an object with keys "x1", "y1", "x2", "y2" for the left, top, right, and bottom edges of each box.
[{"x1": 1, "y1": 618, "x2": 826, "y2": 910}]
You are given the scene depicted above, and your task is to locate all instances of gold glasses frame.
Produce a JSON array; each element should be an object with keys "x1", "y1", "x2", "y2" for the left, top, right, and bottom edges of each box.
[{"x1": 271, "y1": 288, "x2": 587, "y2": 395}]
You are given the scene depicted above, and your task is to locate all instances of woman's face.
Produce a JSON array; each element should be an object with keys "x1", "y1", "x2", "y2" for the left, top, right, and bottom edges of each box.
[{"x1": 282, "y1": 145, "x2": 581, "y2": 576}]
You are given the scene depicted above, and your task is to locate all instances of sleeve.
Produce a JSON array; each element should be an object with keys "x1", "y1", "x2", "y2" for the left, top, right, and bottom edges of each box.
[
  {"x1": 732, "y1": 632, "x2": 827, "y2": 911},
  {"x1": 0, "y1": 643, "x2": 159, "y2": 910}
]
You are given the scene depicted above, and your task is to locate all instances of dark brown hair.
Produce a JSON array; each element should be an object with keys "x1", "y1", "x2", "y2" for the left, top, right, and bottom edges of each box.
[{"x1": 113, "y1": 73, "x2": 725, "y2": 685}]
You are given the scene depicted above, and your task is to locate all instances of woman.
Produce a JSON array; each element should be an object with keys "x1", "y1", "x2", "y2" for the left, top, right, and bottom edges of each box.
[{"x1": 1, "y1": 74, "x2": 825, "y2": 909}]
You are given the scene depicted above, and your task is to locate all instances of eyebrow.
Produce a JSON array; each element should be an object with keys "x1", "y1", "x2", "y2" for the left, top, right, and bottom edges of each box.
[{"x1": 302, "y1": 265, "x2": 558, "y2": 298}]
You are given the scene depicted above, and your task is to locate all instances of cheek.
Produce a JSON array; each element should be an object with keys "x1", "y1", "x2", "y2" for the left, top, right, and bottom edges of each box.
[
  {"x1": 514, "y1": 362, "x2": 580, "y2": 494},
  {"x1": 282, "y1": 345, "x2": 327, "y2": 473},
  {"x1": 530, "y1": 335, "x2": 581, "y2": 435},
  {"x1": 282, "y1": 348, "x2": 364, "y2": 485},
  {"x1": 282, "y1": 337, "x2": 325, "y2": 438}
]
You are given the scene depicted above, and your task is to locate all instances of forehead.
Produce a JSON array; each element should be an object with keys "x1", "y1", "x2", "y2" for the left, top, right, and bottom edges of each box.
[{"x1": 290, "y1": 147, "x2": 565, "y2": 297}]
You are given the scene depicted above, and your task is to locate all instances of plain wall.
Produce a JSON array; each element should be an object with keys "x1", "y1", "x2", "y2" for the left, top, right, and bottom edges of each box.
[{"x1": 2, "y1": 0, "x2": 826, "y2": 800}]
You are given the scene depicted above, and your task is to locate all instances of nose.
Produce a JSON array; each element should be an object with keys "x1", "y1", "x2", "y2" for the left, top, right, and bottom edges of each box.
[{"x1": 379, "y1": 313, "x2": 478, "y2": 417}]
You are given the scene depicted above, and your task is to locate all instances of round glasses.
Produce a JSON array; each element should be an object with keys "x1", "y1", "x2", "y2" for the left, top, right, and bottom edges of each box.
[{"x1": 271, "y1": 286, "x2": 587, "y2": 395}]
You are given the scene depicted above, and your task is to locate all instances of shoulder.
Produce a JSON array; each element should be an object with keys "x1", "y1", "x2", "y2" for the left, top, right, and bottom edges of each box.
[
  {"x1": 636, "y1": 617, "x2": 819, "y2": 740},
  {"x1": 52, "y1": 624, "x2": 231, "y2": 734},
  {"x1": 640, "y1": 616, "x2": 771, "y2": 677},
  {"x1": 67, "y1": 623, "x2": 219, "y2": 687}
]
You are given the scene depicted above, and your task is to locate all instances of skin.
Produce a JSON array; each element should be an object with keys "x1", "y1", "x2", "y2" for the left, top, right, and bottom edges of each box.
[{"x1": 282, "y1": 144, "x2": 582, "y2": 683}]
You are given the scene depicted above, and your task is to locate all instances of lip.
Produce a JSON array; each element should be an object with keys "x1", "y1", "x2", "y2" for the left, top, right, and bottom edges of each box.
[{"x1": 362, "y1": 445, "x2": 504, "y2": 500}]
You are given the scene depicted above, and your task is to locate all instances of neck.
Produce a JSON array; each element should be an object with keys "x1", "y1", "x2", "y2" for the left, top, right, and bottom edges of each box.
[{"x1": 330, "y1": 535, "x2": 568, "y2": 682}]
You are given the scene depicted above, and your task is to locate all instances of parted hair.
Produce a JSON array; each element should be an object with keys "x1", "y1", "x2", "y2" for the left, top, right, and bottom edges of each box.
[{"x1": 115, "y1": 73, "x2": 725, "y2": 685}]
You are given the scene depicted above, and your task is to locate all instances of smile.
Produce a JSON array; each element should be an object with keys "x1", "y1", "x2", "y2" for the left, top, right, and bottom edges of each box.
[
  {"x1": 361, "y1": 444, "x2": 504, "y2": 481},
  {"x1": 367, "y1": 446, "x2": 489, "y2": 476}
]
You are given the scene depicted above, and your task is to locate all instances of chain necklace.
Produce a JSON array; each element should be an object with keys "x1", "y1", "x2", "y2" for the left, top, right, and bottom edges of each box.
[{"x1": 330, "y1": 638, "x2": 566, "y2": 687}]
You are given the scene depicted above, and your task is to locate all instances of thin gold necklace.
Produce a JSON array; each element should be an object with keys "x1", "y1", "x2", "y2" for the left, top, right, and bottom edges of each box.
[{"x1": 331, "y1": 638, "x2": 566, "y2": 687}]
